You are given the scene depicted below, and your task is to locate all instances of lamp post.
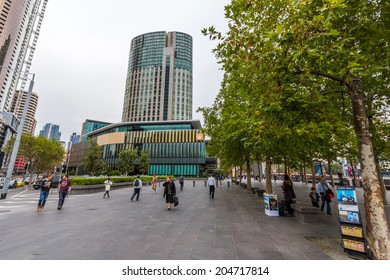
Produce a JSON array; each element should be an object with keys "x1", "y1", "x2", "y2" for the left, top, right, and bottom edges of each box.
[{"x1": 0, "y1": 66, "x2": 35, "y2": 199}]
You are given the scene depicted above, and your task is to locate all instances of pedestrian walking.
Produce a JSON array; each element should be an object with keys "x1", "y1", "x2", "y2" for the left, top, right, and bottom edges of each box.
[
  {"x1": 131, "y1": 175, "x2": 142, "y2": 201},
  {"x1": 163, "y1": 176, "x2": 176, "y2": 210},
  {"x1": 103, "y1": 177, "x2": 112, "y2": 199},
  {"x1": 274, "y1": 174, "x2": 277, "y2": 183},
  {"x1": 152, "y1": 174, "x2": 157, "y2": 193},
  {"x1": 36, "y1": 174, "x2": 53, "y2": 211},
  {"x1": 57, "y1": 175, "x2": 71, "y2": 210},
  {"x1": 317, "y1": 176, "x2": 332, "y2": 215},
  {"x1": 207, "y1": 174, "x2": 216, "y2": 199},
  {"x1": 179, "y1": 176, "x2": 184, "y2": 191},
  {"x1": 281, "y1": 174, "x2": 295, "y2": 216},
  {"x1": 309, "y1": 187, "x2": 320, "y2": 208}
]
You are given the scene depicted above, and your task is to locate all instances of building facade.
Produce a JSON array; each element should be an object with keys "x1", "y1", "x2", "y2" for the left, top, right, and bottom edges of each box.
[
  {"x1": 68, "y1": 120, "x2": 206, "y2": 177},
  {"x1": 39, "y1": 123, "x2": 61, "y2": 141},
  {"x1": 0, "y1": 0, "x2": 46, "y2": 111},
  {"x1": 122, "y1": 31, "x2": 193, "y2": 123},
  {"x1": 9, "y1": 89, "x2": 38, "y2": 134},
  {"x1": 81, "y1": 119, "x2": 112, "y2": 138}
]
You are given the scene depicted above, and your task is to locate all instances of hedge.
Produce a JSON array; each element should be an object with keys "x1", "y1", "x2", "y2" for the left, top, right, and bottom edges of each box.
[{"x1": 69, "y1": 176, "x2": 169, "y2": 186}]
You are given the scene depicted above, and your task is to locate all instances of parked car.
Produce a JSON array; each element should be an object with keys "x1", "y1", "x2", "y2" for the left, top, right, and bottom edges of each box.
[
  {"x1": 16, "y1": 178, "x2": 24, "y2": 187},
  {"x1": 33, "y1": 175, "x2": 61, "y2": 189}
]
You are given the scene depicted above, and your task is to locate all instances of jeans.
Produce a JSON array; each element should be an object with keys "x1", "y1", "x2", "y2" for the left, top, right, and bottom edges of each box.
[
  {"x1": 58, "y1": 189, "x2": 68, "y2": 207},
  {"x1": 131, "y1": 188, "x2": 140, "y2": 201},
  {"x1": 209, "y1": 185, "x2": 215, "y2": 198},
  {"x1": 38, "y1": 190, "x2": 49, "y2": 207},
  {"x1": 320, "y1": 194, "x2": 331, "y2": 214}
]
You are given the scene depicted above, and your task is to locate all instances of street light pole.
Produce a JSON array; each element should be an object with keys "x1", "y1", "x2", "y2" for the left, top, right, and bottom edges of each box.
[{"x1": 1, "y1": 73, "x2": 35, "y2": 199}]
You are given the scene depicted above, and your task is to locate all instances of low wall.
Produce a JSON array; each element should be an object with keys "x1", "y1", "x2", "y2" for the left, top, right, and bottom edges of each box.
[{"x1": 69, "y1": 182, "x2": 133, "y2": 195}]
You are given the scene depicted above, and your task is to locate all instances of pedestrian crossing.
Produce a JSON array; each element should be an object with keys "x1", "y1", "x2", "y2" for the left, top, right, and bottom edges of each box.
[{"x1": 0, "y1": 189, "x2": 73, "y2": 216}]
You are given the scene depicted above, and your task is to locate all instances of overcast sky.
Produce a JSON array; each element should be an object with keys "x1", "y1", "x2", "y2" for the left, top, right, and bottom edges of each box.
[{"x1": 29, "y1": 0, "x2": 230, "y2": 142}]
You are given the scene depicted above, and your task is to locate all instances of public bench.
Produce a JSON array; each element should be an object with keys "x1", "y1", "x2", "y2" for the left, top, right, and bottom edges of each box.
[
  {"x1": 251, "y1": 187, "x2": 259, "y2": 194},
  {"x1": 384, "y1": 179, "x2": 390, "y2": 191},
  {"x1": 256, "y1": 189, "x2": 265, "y2": 197},
  {"x1": 290, "y1": 204, "x2": 321, "y2": 223}
]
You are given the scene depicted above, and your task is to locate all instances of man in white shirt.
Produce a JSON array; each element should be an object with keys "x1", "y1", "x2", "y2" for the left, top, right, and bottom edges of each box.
[{"x1": 207, "y1": 174, "x2": 216, "y2": 199}]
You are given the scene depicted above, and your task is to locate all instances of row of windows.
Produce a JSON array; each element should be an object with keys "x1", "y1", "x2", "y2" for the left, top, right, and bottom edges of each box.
[
  {"x1": 119, "y1": 129, "x2": 203, "y2": 144},
  {"x1": 144, "y1": 142, "x2": 205, "y2": 158},
  {"x1": 149, "y1": 164, "x2": 200, "y2": 176}
]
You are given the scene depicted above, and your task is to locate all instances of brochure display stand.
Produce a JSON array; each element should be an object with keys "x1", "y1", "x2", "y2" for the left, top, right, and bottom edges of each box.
[
  {"x1": 264, "y1": 193, "x2": 279, "y2": 216},
  {"x1": 336, "y1": 186, "x2": 370, "y2": 259}
]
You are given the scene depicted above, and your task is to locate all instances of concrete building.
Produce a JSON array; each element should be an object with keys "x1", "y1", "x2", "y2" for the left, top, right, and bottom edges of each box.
[
  {"x1": 9, "y1": 89, "x2": 38, "y2": 134},
  {"x1": 122, "y1": 31, "x2": 193, "y2": 123},
  {"x1": 68, "y1": 120, "x2": 206, "y2": 177},
  {"x1": 0, "y1": 0, "x2": 47, "y2": 111},
  {"x1": 39, "y1": 123, "x2": 61, "y2": 141}
]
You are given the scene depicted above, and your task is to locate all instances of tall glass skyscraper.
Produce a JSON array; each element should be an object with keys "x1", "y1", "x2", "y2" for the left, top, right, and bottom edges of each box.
[{"x1": 122, "y1": 31, "x2": 193, "y2": 122}]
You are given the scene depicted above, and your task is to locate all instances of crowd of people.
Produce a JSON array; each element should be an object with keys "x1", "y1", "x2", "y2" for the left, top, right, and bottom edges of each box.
[{"x1": 35, "y1": 174, "x2": 219, "y2": 212}]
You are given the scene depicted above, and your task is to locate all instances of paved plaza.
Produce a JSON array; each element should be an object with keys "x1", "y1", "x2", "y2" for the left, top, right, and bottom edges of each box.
[{"x1": 0, "y1": 179, "x2": 389, "y2": 260}]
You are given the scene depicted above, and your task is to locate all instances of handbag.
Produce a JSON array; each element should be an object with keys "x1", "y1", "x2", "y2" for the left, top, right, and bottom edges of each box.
[
  {"x1": 327, "y1": 188, "x2": 335, "y2": 199},
  {"x1": 173, "y1": 196, "x2": 179, "y2": 207}
]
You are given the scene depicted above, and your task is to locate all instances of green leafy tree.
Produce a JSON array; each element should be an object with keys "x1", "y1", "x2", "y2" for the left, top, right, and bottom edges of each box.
[
  {"x1": 118, "y1": 148, "x2": 138, "y2": 176},
  {"x1": 138, "y1": 149, "x2": 150, "y2": 175},
  {"x1": 203, "y1": 0, "x2": 390, "y2": 259},
  {"x1": 82, "y1": 139, "x2": 105, "y2": 176},
  {"x1": 3, "y1": 134, "x2": 65, "y2": 184}
]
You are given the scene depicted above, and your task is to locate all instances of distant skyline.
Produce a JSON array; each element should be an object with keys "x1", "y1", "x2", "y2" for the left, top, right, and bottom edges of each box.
[{"x1": 29, "y1": 0, "x2": 230, "y2": 141}]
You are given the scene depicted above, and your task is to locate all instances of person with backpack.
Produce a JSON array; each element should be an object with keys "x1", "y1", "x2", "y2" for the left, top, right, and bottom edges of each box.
[{"x1": 131, "y1": 175, "x2": 142, "y2": 201}]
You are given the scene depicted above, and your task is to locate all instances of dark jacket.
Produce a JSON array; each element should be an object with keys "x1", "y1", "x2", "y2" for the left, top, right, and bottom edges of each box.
[
  {"x1": 281, "y1": 179, "x2": 295, "y2": 201},
  {"x1": 163, "y1": 181, "x2": 176, "y2": 198},
  {"x1": 41, "y1": 178, "x2": 53, "y2": 192}
]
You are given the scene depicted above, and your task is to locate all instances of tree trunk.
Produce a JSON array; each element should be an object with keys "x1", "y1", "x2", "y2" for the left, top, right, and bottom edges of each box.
[
  {"x1": 303, "y1": 158, "x2": 308, "y2": 184},
  {"x1": 348, "y1": 78, "x2": 390, "y2": 259},
  {"x1": 284, "y1": 155, "x2": 288, "y2": 174},
  {"x1": 245, "y1": 155, "x2": 251, "y2": 191},
  {"x1": 265, "y1": 156, "x2": 273, "y2": 194},
  {"x1": 312, "y1": 161, "x2": 316, "y2": 189},
  {"x1": 328, "y1": 158, "x2": 335, "y2": 188},
  {"x1": 258, "y1": 162, "x2": 262, "y2": 182},
  {"x1": 374, "y1": 154, "x2": 388, "y2": 205}
]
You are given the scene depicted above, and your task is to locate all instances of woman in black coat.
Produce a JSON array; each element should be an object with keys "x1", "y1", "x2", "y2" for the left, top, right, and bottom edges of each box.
[
  {"x1": 163, "y1": 176, "x2": 176, "y2": 210},
  {"x1": 281, "y1": 174, "x2": 295, "y2": 216}
]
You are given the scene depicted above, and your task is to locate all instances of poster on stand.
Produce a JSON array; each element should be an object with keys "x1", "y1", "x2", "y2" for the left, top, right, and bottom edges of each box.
[
  {"x1": 336, "y1": 186, "x2": 358, "y2": 212},
  {"x1": 339, "y1": 210, "x2": 361, "y2": 224},
  {"x1": 264, "y1": 193, "x2": 279, "y2": 216}
]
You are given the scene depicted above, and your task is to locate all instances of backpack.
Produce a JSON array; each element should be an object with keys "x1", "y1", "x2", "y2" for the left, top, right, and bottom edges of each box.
[{"x1": 134, "y1": 179, "x2": 139, "y2": 187}]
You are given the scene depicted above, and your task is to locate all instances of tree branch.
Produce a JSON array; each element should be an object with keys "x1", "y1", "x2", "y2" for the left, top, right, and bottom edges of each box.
[{"x1": 309, "y1": 70, "x2": 346, "y2": 84}]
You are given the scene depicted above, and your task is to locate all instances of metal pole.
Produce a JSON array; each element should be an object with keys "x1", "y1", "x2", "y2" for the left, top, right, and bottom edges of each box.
[{"x1": 1, "y1": 75, "x2": 34, "y2": 200}]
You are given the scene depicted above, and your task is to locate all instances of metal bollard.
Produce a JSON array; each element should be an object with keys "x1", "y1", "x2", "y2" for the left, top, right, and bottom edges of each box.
[
  {"x1": 216, "y1": 180, "x2": 218, "y2": 188},
  {"x1": 227, "y1": 181, "x2": 230, "y2": 188},
  {"x1": 193, "y1": 180, "x2": 195, "y2": 187},
  {"x1": 204, "y1": 181, "x2": 207, "y2": 187}
]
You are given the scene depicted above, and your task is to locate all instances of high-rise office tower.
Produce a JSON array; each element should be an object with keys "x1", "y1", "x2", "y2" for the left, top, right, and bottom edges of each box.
[
  {"x1": 0, "y1": 0, "x2": 48, "y2": 112},
  {"x1": 122, "y1": 31, "x2": 193, "y2": 122},
  {"x1": 39, "y1": 123, "x2": 61, "y2": 141},
  {"x1": 9, "y1": 89, "x2": 38, "y2": 134}
]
